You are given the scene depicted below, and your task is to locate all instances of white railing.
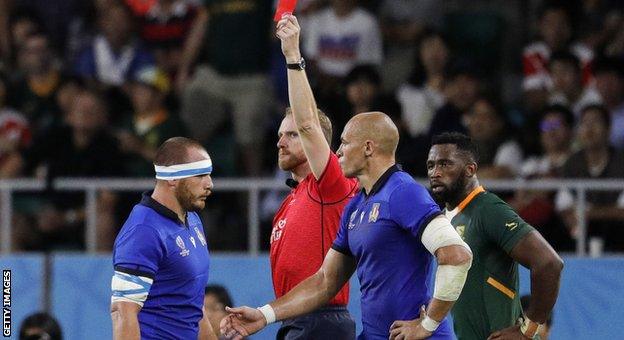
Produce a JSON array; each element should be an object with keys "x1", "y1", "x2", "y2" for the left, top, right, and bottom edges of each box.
[{"x1": 1, "y1": 177, "x2": 624, "y2": 255}]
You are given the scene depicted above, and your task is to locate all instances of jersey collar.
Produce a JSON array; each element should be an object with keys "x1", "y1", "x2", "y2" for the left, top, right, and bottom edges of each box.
[
  {"x1": 365, "y1": 164, "x2": 402, "y2": 197},
  {"x1": 456, "y1": 185, "x2": 485, "y2": 212},
  {"x1": 140, "y1": 191, "x2": 185, "y2": 225}
]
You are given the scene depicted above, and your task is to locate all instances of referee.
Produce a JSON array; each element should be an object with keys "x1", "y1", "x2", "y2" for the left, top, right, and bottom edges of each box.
[
  {"x1": 427, "y1": 132, "x2": 563, "y2": 340},
  {"x1": 269, "y1": 13, "x2": 358, "y2": 339}
]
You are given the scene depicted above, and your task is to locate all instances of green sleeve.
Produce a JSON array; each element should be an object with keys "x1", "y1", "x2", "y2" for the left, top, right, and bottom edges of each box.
[{"x1": 479, "y1": 200, "x2": 534, "y2": 254}]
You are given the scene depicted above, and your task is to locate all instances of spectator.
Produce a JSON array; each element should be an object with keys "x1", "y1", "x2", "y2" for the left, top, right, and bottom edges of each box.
[
  {"x1": 4, "y1": 9, "x2": 42, "y2": 68},
  {"x1": 428, "y1": 61, "x2": 482, "y2": 138},
  {"x1": 20, "y1": 89, "x2": 123, "y2": 251},
  {"x1": 178, "y1": 0, "x2": 272, "y2": 176},
  {"x1": 378, "y1": 0, "x2": 442, "y2": 90},
  {"x1": 302, "y1": 0, "x2": 382, "y2": 100},
  {"x1": 556, "y1": 104, "x2": 624, "y2": 251},
  {"x1": 397, "y1": 29, "x2": 449, "y2": 138},
  {"x1": 593, "y1": 56, "x2": 624, "y2": 149},
  {"x1": 125, "y1": 0, "x2": 198, "y2": 76},
  {"x1": 0, "y1": 76, "x2": 31, "y2": 178},
  {"x1": 547, "y1": 51, "x2": 600, "y2": 116},
  {"x1": 19, "y1": 312, "x2": 62, "y2": 340},
  {"x1": 117, "y1": 66, "x2": 187, "y2": 177},
  {"x1": 465, "y1": 96, "x2": 523, "y2": 179},
  {"x1": 513, "y1": 105, "x2": 576, "y2": 250},
  {"x1": 201, "y1": 285, "x2": 236, "y2": 340},
  {"x1": 522, "y1": 2, "x2": 594, "y2": 92},
  {"x1": 74, "y1": 2, "x2": 154, "y2": 88},
  {"x1": 9, "y1": 32, "x2": 63, "y2": 136}
]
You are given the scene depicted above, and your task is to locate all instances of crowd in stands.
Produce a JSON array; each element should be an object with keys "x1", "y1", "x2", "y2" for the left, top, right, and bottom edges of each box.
[{"x1": 0, "y1": 0, "x2": 623, "y2": 252}]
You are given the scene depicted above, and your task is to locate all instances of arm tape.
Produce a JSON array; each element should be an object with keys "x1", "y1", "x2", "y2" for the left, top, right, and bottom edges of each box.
[
  {"x1": 111, "y1": 271, "x2": 153, "y2": 307},
  {"x1": 421, "y1": 215, "x2": 470, "y2": 255},
  {"x1": 433, "y1": 262, "x2": 471, "y2": 301}
]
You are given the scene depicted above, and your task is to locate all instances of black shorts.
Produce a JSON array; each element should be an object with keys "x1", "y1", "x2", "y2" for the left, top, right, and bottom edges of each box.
[{"x1": 276, "y1": 306, "x2": 355, "y2": 340}]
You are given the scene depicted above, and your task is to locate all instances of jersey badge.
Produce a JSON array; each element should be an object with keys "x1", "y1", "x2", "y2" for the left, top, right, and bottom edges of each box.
[
  {"x1": 455, "y1": 225, "x2": 465, "y2": 239},
  {"x1": 176, "y1": 235, "x2": 190, "y2": 257},
  {"x1": 368, "y1": 203, "x2": 380, "y2": 222}
]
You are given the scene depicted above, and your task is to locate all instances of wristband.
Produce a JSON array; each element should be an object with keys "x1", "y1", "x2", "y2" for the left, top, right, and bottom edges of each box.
[
  {"x1": 519, "y1": 315, "x2": 543, "y2": 338},
  {"x1": 420, "y1": 315, "x2": 441, "y2": 332},
  {"x1": 257, "y1": 304, "x2": 276, "y2": 324}
]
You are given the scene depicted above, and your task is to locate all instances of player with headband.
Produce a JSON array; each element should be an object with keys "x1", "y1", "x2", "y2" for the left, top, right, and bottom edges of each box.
[{"x1": 111, "y1": 137, "x2": 217, "y2": 340}]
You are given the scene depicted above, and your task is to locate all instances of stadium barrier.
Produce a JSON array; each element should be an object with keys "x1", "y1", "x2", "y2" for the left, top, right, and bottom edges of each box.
[
  {"x1": 0, "y1": 254, "x2": 622, "y2": 339},
  {"x1": 2, "y1": 177, "x2": 624, "y2": 255}
]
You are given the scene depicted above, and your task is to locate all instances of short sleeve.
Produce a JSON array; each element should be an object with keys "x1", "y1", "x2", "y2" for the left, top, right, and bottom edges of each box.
[
  {"x1": 331, "y1": 205, "x2": 354, "y2": 257},
  {"x1": 313, "y1": 153, "x2": 357, "y2": 203},
  {"x1": 113, "y1": 224, "x2": 165, "y2": 278},
  {"x1": 480, "y1": 202, "x2": 534, "y2": 254},
  {"x1": 389, "y1": 183, "x2": 441, "y2": 238}
]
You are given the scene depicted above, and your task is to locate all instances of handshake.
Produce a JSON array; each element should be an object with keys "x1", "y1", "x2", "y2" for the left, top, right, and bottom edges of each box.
[{"x1": 218, "y1": 305, "x2": 272, "y2": 339}]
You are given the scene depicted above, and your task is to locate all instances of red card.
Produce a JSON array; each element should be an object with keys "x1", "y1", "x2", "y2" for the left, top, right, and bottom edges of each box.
[{"x1": 274, "y1": 0, "x2": 298, "y2": 22}]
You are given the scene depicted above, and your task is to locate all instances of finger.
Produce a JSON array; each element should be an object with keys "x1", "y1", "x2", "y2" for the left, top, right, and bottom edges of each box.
[
  {"x1": 225, "y1": 306, "x2": 247, "y2": 314},
  {"x1": 390, "y1": 320, "x2": 404, "y2": 330},
  {"x1": 487, "y1": 331, "x2": 500, "y2": 340},
  {"x1": 420, "y1": 305, "x2": 426, "y2": 318},
  {"x1": 396, "y1": 333, "x2": 405, "y2": 340}
]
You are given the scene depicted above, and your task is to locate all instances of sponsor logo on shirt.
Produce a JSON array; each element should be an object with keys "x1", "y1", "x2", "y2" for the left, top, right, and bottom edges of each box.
[
  {"x1": 194, "y1": 226, "x2": 207, "y2": 246},
  {"x1": 368, "y1": 203, "x2": 380, "y2": 223},
  {"x1": 505, "y1": 222, "x2": 518, "y2": 231},
  {"x1": 348, "y1": 211, "x2": 357, "y2": 229},
  {"x1": 271, "y1": 218, "x2": 286, "y2": 243},
  {"x1": 176, "y1": 235, "x2": 190, "y2": 257}
]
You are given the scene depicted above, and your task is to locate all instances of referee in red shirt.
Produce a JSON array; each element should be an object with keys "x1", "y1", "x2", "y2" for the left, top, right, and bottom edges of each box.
[{"x1": 269, "y1": 13, "x2": 358, "y2": 340}]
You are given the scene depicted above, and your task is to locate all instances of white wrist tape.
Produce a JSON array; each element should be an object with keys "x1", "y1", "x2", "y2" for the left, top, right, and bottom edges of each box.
[
  {"x1": 433, "y1": 261, "x2": 471, "y2": 301},
  {"x1": 421, "y1": 315, "x2": 441, "y2": 332},
  {"x1": 421, "y1": 216, "x2": 470, "y2": 255},
  {"x1": 257, "y1": 304, "x2": 276, "y2": 324}
]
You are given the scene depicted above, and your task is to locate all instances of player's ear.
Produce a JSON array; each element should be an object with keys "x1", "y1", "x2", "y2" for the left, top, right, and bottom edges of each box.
[
  {"x1": 465, "y1": 162, "x2": 477, "y2": 177},
  {"x1": 364, "y1": 140, "x2": 374, "y2": 157}
]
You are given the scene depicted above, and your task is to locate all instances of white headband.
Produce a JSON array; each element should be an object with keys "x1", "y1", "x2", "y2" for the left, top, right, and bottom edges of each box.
[{"x1": 154, "y1": 159, "x2": 212, "y2": 180}]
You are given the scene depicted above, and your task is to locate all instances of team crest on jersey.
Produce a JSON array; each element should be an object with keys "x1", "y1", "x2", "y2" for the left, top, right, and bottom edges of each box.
[
  {"x1": 348, "y1": 211, "x2": 357, "y2": 229},
  {"x1": 455, "y1": 225, "x2": 466, "y2": 239},
  {"x1": 368, "y1": 203, "x2": 380, "y2": 222},
  {"x1": 176, "y1": 236, "x2": 190, "y2": 257},
  {"x1": 194, "y1": 226, "x2": 207, "y2": 246}
]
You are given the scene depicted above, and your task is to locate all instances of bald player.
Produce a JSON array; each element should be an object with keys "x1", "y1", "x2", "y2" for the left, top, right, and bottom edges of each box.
[{"x1": 220, "y1": 111, "x2": 473, "y2": 340}]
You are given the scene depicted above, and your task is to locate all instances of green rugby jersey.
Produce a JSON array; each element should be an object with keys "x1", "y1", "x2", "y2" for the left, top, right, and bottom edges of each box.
[{"x1": 446, "y1": 186, "x2": 534, "y2": 340}]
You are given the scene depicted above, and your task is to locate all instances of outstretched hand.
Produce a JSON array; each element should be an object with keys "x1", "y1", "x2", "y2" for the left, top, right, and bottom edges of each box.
[
  {"x1": 275, "y1": 14, "x2": 302, "y2": 63},
  {"x1": 219, "y1": 306, "x2": 267, "y2": 339}
]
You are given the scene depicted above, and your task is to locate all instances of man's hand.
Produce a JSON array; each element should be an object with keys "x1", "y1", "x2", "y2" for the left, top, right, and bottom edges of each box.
[
  {"x1": 276, "y1": 14, "x2": 302, "y2": 63},
  {"x1": 219, "y1": 306, "x2": 266, "y2": 339},
  {"x1": 487, "y1": 325, "x2": 530, "y2": 340},
  {"x1": 389, "y1": 306, "x2": 433, "y2": 340}
]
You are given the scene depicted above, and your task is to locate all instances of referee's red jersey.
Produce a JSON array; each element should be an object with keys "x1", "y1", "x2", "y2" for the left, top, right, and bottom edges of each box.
[{"x1": 270, "y1": 153, "x2": 358, "y2": 305}]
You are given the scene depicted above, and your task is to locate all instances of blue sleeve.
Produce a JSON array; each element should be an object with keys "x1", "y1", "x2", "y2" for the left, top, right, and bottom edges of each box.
[
  {"x1": 389, "y1": 183, "x2": 442, "y2": 238},
  {"x1": 113, "y1": 224, "x2": 165, "y2": 278},
  {"x1": 331, "y1": 205, "x2": 353, "y2": 257},
  {"x1": 127, "y1": 46, "x2": 155, "y2": 78}
]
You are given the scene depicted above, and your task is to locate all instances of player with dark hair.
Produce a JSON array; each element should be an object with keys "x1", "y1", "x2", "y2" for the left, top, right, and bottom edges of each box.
[
  {"x1": 19, "y1": 312, "x2": 63, "y2": 340},
  {"x1": 111, "y1": 137, "x2": 216, "y2": 340},
  {"x1": 427, "y1": 132, "x2": 563, "y2": 339}
]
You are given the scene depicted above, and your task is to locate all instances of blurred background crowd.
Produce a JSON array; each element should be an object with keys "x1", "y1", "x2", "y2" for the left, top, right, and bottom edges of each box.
[{"x1": 1, "y1": 0, "x2": 624, "y2": 253}]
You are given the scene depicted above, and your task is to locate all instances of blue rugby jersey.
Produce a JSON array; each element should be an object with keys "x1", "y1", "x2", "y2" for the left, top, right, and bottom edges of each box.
[
  {"x1": 332, "y1": 165, "x2": 454, "y2": 340},
  {"x1": 113, "y1": 192, "x2": 210, "y2": 340}
]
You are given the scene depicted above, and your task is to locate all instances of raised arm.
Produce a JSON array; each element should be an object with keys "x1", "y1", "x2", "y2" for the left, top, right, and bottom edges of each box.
[
  {"x1": 220, "y1": 249, "x2": 356, "y2": 339},
  {"x1": 111, "y1": 301, "x2": 141, "y2": 340},
  {"x1": 276, "y1": 14, "x2": 331, "y2": 179}
]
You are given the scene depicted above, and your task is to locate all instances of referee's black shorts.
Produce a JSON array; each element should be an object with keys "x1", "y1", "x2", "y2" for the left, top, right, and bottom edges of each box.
[{"x1": 276, "y1": 306, "x2": 355, "y2": 340}]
